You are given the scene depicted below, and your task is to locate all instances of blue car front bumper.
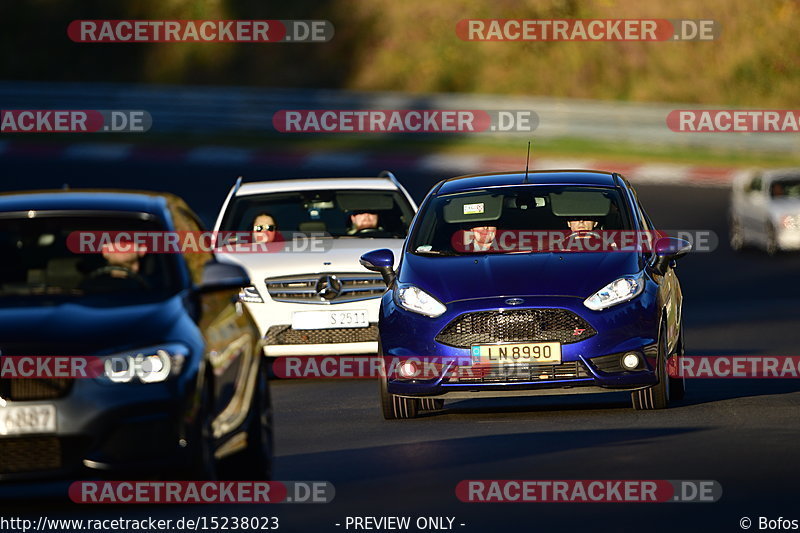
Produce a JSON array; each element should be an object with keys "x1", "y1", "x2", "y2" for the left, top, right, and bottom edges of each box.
[{"x1": 380, "y1": 291, "x2": 662, "y2": 399}]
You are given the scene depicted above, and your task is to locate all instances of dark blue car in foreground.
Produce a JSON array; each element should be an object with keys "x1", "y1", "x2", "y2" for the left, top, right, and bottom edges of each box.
[
  {"x1": 361, "y1": 170, "x2": 691, "y2": 419},
  {"x1": 0, "y1": 190, "x2": 272, "y2": 481}
]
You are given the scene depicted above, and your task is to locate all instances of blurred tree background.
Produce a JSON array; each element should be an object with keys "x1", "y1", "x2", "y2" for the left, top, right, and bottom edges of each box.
[{"x1": 2, "y1": 0, "x2": 798, "y2": 106}]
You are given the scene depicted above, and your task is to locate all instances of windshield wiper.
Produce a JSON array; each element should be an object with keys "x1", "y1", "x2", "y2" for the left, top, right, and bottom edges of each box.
[{"x1": 413, "y1": 249, "x2": 460, "y2": 256}]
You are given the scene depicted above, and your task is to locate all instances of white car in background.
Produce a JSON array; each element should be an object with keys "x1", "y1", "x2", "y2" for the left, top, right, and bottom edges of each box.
[
  {"x1": 213, "y1": 172, "x2": 417, "y2": 357},
  {"x1": 730, "y1": 168, "x2": 800, "y2": 254}
]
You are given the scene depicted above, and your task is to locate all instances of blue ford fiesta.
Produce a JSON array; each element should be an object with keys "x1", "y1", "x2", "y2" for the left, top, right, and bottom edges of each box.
[{"x1": 361, "y1": 170, "x2": 691, "y2": 419}]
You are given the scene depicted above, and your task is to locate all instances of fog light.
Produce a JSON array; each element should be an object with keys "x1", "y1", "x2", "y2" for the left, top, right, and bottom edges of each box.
[
  {"x1": 398, "y1": 360, "x2": 419, "y2": 379},
  {"x1": 621, "y1": 352, "x2": 641, "y2": 370}
]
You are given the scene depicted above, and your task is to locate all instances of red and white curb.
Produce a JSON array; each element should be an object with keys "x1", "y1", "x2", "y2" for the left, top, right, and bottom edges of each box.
[{"x1": 0, "y1": 141, "x2": 746, "y2": 187}]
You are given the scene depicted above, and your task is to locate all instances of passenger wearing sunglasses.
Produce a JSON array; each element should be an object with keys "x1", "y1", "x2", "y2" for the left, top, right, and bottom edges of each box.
[{"x1": 252, "y1": 212, "x2": 283, "y2": 244}]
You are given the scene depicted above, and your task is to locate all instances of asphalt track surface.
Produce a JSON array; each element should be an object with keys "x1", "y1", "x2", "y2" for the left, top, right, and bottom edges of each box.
[{"x1": 2, "y1": 152, "x2": 800, "y2": 533}]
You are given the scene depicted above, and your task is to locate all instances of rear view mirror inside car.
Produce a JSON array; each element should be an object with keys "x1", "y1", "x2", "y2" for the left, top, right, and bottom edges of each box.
[
  {"x1": 307, "y1": 200, "x2": 334, "y2": 210},
  {"x1": 336, "y1": 192, "x2": 395, "y2": 211},
  {"x1": 506, "y1": 194, "x2": 546, "y2": 210}
]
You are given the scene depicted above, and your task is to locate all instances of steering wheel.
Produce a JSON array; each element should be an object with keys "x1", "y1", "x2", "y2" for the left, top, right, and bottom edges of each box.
[
  {"x1": 568, "y1": 231, "x2": 602, "y2": 240},
  {"x1": 87, "y1": 265, "x2": 151, "y2": 289},
  {"x1": 354, "y1": 227, "x2": 395, "y2": 238},
  {"x1": 564, "y1": 231, "x2": 604, "y2": 250}
]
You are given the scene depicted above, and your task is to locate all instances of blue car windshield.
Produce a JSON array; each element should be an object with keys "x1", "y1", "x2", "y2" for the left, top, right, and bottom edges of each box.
[
  {"x1": 0, "y1": 214, "x2": 179, "y2": 299},
  {"x1": 409, "y1": 186, "x2": 632, "y2": 255}
]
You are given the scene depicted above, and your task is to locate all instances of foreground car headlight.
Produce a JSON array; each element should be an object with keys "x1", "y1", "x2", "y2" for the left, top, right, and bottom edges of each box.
[
  {"x1": 238, "y1": 284, "x2": 264, "y2": 303},
  {"x1": 395, "y1": 285, "x2": 447, "y2": 318},
  {"x1": 781, "y1": 215, "x2": 800, "y2": 230},
  {"x1": 584, "y1": 274, "x2": 645, "y2": 311},
  {"x1": 100, "y1": 344, "x2": 188, "y2": 384}
]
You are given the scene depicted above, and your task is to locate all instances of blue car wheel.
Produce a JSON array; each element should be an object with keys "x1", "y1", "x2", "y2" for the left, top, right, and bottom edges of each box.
[
  {"x1": 632, "y1": 323, "x2": 670, "y2": 410},
  {"x1": 419, "y1": 398, "x2": 445, "y2": 411},
  {"x1": 378, "y1": 348, "x2": 420, "y2": 419},
  {"x1": 380, "y1": 374, "x2": 420, "y2": 419}
]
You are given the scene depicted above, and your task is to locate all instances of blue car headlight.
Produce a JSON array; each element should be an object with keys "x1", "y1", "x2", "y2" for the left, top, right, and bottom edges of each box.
[
  {"x1": 584, "y1": 273, "x2": 645, "y2": 311},
  {"x1": 99, "y1": 343, "x2": 188, "y2": 384},
  {"x1": 395, "y1": 284, "x2": 447, "y2": 318}
]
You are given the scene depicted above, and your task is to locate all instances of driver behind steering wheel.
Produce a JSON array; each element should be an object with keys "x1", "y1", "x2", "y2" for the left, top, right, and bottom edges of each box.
[
  {"x1": 564, "y1": 216, "x2": 616, "y2": 250},
  {"x1": 347, "y1": 210, "x2": 382, "y2": 235},
  {"x1": 566, "y1": 216, "x2": 599, "y2": 234},
  {"x1": 80, "y1": 241, "x2": 149, "y2": 291}
]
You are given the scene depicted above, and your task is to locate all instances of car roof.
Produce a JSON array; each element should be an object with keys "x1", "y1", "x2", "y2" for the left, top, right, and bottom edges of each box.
[
  {"x1": 733, "y1": 168, "x2": 800, "y2": 186},
  {"x1": 0, "y1": 189, "x2": 174, "y2": 216},
  {"x1": 435, "y1": 170, "x2": 619, "y2": 195},
  {"x1": 763, "y1": 168, "x2": 800, "y2": 182},
  {"x1": 236, "y1": 177, "x2": 399, "y2": 196}
]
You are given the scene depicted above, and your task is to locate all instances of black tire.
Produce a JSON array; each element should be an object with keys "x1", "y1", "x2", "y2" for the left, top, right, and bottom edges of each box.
[
  {"x1": 179, "y1": 383, "x2": 220, "y2": 480},
  {"x1": 632, "y1": 324, "x2": 670, "y2": 410},
  {"x1": 224, "y1": 361, "x2": 274, "y2": 480},
  {"x1": 419, "y1": 398, "x2": 445, "y2": 411},
  {"x1": 729, "y1": 218, "x2": 744, "y2": 251},
  {"x1": 377, "y1": 343, "x2": 419, "y2": 419},
  {"x1": 379, "y1": 375, "x2": 419, "y2": 419},
  {"x1": 669, "y1": 325, "x2": 687, "y2": 401},
  {"x1": 265, "y1": 357, "x2": 278, "y2": 380},
  {"x1": 766, "y1": 225, "x2": 779, "y2": 256}
]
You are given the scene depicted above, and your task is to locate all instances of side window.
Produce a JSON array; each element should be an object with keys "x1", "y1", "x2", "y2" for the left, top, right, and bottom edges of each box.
[
  {"x1": 738, "y1": 178, "x2": 749, "y2": 194},
  {"x1": 171, "y1": 207, "x2": 212, "y2": 286},
  {"x1": 637, "y1": 201, "x2": 654, "y2": 231},
  {"x1": 632, "y1": 200, "x2": 661, "y2": 257},
  {"x1": 748, "y1": 175, "x2": 763, "y2": 194},
  {"x1": 628, "y1": 185, "x2": 659, "y2": 252},
  {"x1": 626, "y1": 184, "x2": 651, "y2": 231}
]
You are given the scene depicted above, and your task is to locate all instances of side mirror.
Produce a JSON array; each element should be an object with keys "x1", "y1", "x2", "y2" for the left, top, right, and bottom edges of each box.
[
  {"x1": 650, "y1": 237, "x2": 691, "y2": 275},
  {"x1": 199, "y1": 261, "x2": 251, "y2": 292},
  {"x1": 360, "y1": 249, "x2": 395, "y2": 286}
]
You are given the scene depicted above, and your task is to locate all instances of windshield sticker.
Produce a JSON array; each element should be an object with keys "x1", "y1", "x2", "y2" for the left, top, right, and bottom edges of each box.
[{"x1": 464, "y1": 202, "x2": 485, "y2": 214}]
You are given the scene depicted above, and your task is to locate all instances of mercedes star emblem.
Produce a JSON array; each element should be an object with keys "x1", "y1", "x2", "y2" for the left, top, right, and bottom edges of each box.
[{"x1": 316, "y1": 275, "x2": 342, "y2": 301}]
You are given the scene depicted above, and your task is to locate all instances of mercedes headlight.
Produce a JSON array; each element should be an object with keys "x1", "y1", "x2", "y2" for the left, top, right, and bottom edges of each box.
[
  {"x1": 238, "y1": 284, "x2": 264, "y2": 303},
  {"x1": 584, "y1": 274, "x2": 645, "y2": 311},
  {"x1": 781, "y1": 215, "x2": 800, "y2": 230},
  {"x1": 100, "y1": 344, "x2": 187, "y2": 384},
  {"x1": 395, "y1": 285, "x2": 447, "y2": 318}
]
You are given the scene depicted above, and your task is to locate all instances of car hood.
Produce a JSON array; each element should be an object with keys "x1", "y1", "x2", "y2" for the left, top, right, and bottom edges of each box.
[
  {"x1": 769, "y1": 198, "x2": 800, "y2": 218},
  {"x1": 398, "y1": 252, "x2": 643, "y2": 303},
  {"x1": 217, "y1": 238, "x2": 405, "y2": 277},
  {"x1": 0, "y1": 295, "x2": 187, "y2": 356}
]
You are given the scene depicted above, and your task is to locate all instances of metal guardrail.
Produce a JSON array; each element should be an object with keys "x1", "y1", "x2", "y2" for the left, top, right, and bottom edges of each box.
[{"x1": 0, "y1": 81, "x2": 796, "y2": 153}]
